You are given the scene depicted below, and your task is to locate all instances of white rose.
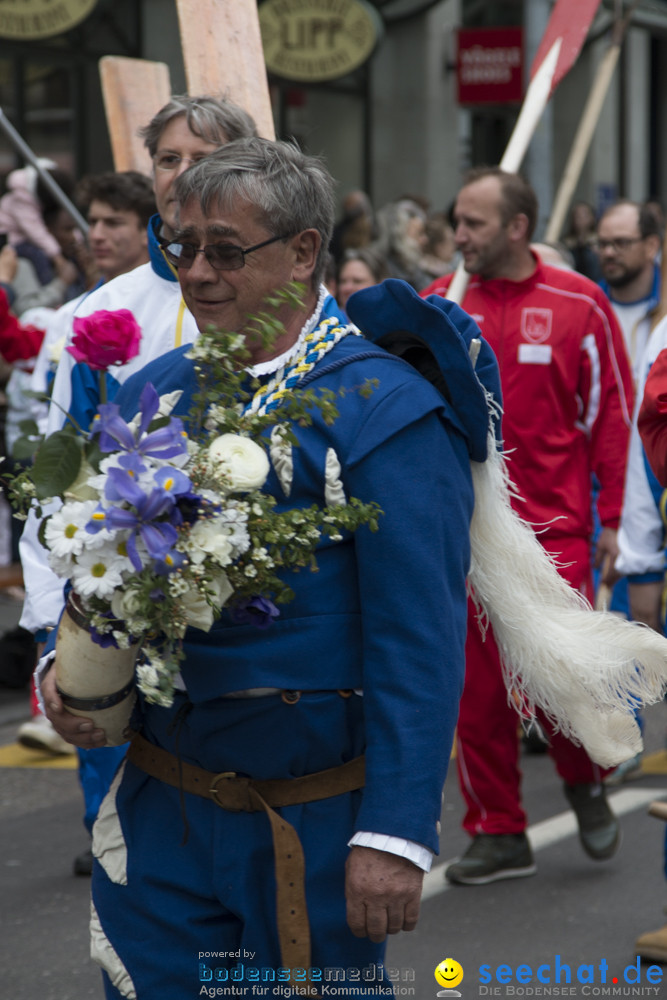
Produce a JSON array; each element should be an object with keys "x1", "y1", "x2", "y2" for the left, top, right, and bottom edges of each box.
[
  {"x1": 110, "y1": 589, "x2": 143, "y2": 621},
  {"x1": 187, "y1": 517, "x2": 235, "y2": 567},
  {"x1": 181, "y1": 573, "x2": 233, "y2": 631},
  {"x1": 208, "y1": 434, "x2": 269, "y2": 491}
]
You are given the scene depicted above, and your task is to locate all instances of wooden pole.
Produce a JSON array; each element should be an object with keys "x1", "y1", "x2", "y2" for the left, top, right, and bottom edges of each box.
[
  {"x1": 544, "y1": 46, "x2": 621, "y2": 242},
  {"x1": 99, "y1": 57, "x2": 172, "y2": 174},
  {"x1": 175, "y1": 0, "x2": 275, "y2": 140},
  {"x1": 0, "y1": 108, "x2": 89, "y2": 234},
  {"x1": 544, "y1": 1, "x2": 639, "y2": 243}
]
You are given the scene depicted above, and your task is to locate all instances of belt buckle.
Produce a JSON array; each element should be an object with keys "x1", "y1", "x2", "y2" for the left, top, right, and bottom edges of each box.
[{"x1": 210, "y1": 771, "x2": 238, "y2": 806}]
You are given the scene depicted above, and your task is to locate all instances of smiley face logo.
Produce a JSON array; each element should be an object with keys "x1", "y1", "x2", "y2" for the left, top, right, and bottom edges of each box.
[{"x1": 435, "y1": 958, "x2": 464, "y2": 990}]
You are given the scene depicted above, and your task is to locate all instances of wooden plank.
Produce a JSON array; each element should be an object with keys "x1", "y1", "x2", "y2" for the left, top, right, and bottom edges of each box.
[
  {"x1": 99, "y1": 56, "x2": 172, "y2": 174},
  {"x1": 175, "y1": 0, "x2": 275, "y2": 140}
]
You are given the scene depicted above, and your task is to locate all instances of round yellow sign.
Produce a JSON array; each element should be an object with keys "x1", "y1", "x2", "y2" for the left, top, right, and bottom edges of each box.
[
  {"x1": 0, "y1": 0, "x2": 97, "y2": 40},
  {"x1": 260, "y1": 0, "x2": 383, "y2": 83}
]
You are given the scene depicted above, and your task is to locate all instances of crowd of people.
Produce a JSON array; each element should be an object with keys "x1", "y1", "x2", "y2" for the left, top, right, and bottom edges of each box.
[{"x1": 1, "y1": 92, "x2": 667, "y2": 996}]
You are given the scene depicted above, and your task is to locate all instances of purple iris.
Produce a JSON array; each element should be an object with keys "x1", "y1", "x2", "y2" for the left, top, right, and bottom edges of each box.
[
  {"x1": 89, "y1": 627, "x2": 120, "y2": 649},
  {"x1": 90, "y1": 382, "x2": 187, "y2": 461},
  {"x1": 86, "y1": 478, "x2": 186, "y2": 574},
  {"x1": 152, "y1": 548, "x2": 187, "y2": 576},
  {"x1": 104, "y1": 465, "x2": 192, "y2": 519},
  {"x1": 230, "y1": 595, "x2": 280, "y2": 629}
]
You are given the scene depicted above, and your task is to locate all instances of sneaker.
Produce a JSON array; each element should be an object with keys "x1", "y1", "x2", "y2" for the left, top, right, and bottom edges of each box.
[
  {"x1": 18, "y1": 715, "x2": 76, "y2": 756},
  {"x1": 73, "y1": 847, "x2": 93, "y2": 877},
  {"x1": 635, "y1": 924, "x2": 667, "y2": 963},
  {"x1": 564, "y1": 782, "x2": 620, "y2": 860},
  {"x1": 604, "y1": 753, "x2": 643, "y2": 786},
  {"x1": 445, "y1": 833, "x2": 536, "y2": 885}
]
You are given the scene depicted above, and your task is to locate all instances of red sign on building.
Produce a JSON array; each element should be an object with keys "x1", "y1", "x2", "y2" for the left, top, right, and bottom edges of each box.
[{"x1": 457, "y1": 27, "x2": 523, "y2": 105}]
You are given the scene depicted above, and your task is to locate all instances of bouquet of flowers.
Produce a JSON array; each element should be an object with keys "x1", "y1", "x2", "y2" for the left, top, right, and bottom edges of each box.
[{"x1": 9, "y1": 287, "x2": 381, "y2": 708}]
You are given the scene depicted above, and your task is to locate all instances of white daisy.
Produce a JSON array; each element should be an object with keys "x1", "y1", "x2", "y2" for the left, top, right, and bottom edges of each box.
[
  {"x1": 44, "y1": 500, "x2": 102, "y2": 560},
  {"x1": 70, "y1": 545, "x2": 127, "y2": 600}
]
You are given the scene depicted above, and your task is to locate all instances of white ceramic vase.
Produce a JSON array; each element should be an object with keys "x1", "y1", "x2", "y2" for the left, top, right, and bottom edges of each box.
[{"x1": 54, "y1": 594, "x2": 139, "y2": 747}]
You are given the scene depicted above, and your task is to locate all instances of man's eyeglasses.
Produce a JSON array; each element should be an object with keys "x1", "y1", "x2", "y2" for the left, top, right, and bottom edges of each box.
[
  {"x1": 161, "y1": 233, "x2": 291, "y2": 271},
  {"x1": 153, "y1": 152, "x2": 208, "y2": 172},
  {"x1": 595, "y1": 236, "x2": 645, "y2": 253}
]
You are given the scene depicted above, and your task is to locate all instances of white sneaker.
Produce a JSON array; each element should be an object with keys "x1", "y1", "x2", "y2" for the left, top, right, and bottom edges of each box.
[{"x1": 17, "y1": 714, "x2": 76, "y2": 756}]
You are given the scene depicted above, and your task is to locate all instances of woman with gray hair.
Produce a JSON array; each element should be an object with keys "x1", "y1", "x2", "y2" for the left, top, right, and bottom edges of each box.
[
  {"x1": 336, "y1": 246, "x2": 388, "y2": 312},
  {"x1": 372, "y1": 197, "x2": 430, "y2": 291}
]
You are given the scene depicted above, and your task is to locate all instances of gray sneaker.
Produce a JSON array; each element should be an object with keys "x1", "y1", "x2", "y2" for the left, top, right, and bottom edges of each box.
[
  {"x1": 445, "y1": 833, "x2": 536, "y2": 885},
  {"x1": 564, "y1": 782, "x2": 620, "y2": 860},
  {"x1": 604, "y1": 753, "x2": 642, "y2": 786}
]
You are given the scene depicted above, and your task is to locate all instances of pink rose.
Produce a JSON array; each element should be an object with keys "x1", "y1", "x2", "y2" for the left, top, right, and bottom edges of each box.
[{"x1": 67, "y1": 309, "x2": 142, "y2": 371}]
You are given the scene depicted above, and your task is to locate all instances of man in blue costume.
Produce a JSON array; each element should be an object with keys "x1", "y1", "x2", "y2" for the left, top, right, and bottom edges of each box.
[{"x1": 42, "y1": 138, "x2": 500, "y2": 999}]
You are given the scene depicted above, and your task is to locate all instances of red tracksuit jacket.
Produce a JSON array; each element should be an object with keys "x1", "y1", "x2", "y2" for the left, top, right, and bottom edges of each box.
[{"x1": 422, "y1": 258, "x2": 633, "y2": 542}]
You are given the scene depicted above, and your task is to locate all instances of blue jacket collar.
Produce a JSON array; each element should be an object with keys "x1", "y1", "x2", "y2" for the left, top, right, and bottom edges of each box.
[
  {"x1": 148, "y1": 215, "x2": 179, "y2": 283},
  {"x1": 600, "y1": 261, "x2": 660, "y2": 312}
]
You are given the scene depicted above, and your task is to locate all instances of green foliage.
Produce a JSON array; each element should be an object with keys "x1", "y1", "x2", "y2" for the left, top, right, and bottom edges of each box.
[{"x1": 32, "y1": 429, "x2": 83, "y2": 501}]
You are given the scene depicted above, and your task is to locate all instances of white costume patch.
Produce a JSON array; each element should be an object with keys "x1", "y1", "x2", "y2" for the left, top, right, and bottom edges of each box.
[
  {"x1": 92, "y1": 762, "x2": 128, "y2": 885},
  {"x1": 269, "y1": 424, "x2": 293, "y2": 497},
  {"x1": 90, "y1": 900, "x2": 136, "y2": 998},
  {"x1": 324, "y1": 448, "x2": 346, "y2": 506}
]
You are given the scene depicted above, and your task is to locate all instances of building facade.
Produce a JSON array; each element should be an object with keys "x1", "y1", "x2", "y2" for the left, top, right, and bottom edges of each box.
[{"x1": 0, "y1": 0, "x2": 666, "y2": 237}]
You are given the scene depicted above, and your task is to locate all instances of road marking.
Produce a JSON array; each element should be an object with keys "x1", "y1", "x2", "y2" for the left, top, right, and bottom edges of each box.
[
  {"x1": 641, "y1": 749, "x2": 667, "y2": 774},
  {"x1": 422, "y1": 787, "x2": 664, "y2": 901},
  {"x1": 0, "y1": 742, "x2": 77, "y2": 769}
]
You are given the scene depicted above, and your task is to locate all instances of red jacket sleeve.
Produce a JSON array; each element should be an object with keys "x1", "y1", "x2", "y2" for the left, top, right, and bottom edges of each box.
[
  {"x1": 0, "y1": 287, "x2": 45, "y2": 362},
  {"x1": 638, "y1": 347, "x2": 667, "y2": 487}
]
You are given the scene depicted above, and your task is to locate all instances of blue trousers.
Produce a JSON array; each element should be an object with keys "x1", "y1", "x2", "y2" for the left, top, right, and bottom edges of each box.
[{"x1": 93, "y1": 690, "x2": 390, "y2": 999}]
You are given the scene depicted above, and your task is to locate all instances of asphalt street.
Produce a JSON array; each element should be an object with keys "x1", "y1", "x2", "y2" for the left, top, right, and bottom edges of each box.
[{"x1": 1, "y1": 590, "x2": 666, "y2": 1000}]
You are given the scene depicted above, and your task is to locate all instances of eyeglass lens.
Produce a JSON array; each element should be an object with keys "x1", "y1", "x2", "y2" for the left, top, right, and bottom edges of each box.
[
  {"x1": 162, "y1": 233, "x2": 289, "y2": 271},
  {"x1": 154, "y1": 153, "x2": 205, "y2": 172},
  {"x1": 596, "y1": 237, "x2": 643, "y2": 252},
  {"x1": 164, "y1": 243, "x2": 245, "y2": 269}
]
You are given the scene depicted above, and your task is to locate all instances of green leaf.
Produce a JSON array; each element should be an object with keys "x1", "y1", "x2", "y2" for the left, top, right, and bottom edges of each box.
[
  {"x1": 32, "y1": 431, "x2": 83, "y2": 500},
  {"x1": 17, "y1": 419, "x2": 40, "y2": 436},
  {"x1": 12, "y1": 436, "x2": 41, "y2": 461}
]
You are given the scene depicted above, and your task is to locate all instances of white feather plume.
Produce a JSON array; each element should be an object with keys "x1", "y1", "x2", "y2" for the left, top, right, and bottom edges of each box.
[{"x1": 468, "y1": 427, "x2": 667, "y2": 768}]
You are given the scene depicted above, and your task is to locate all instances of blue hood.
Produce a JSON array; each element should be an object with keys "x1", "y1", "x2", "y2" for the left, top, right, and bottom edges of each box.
[{"x1": 346, "y1": 278, "x2": 502, "y2": 462}]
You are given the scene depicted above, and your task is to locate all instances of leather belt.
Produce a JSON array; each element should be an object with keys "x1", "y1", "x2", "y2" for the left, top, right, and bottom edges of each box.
[{"x1": 127, "y1": 733, "x2": 365, "y2": 992}]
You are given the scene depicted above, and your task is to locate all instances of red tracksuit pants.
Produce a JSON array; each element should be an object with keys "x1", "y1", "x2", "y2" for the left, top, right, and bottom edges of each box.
[{"x1": 456, "y1": 535, "x2": 606, "y2": 836}]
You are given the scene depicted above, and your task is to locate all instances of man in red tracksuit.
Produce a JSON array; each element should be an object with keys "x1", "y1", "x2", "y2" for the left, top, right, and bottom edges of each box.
[{"x1": 422, "y1": 167, "x2": 634, "y2": 884}]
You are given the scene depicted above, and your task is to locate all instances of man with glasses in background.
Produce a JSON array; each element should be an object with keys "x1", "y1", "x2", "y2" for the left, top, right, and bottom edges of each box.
[
  {"x1": 597, "y1": 199, "x2": 662, "y2": 384},
  {"x1": 606, "y1": 201, "x2": 666, "y2": 783}
]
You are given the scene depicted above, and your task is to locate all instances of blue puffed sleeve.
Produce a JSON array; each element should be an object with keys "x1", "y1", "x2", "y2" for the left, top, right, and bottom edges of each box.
[{"x1": 338, "y1": 379, "x2": 473, "y2": 852}]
